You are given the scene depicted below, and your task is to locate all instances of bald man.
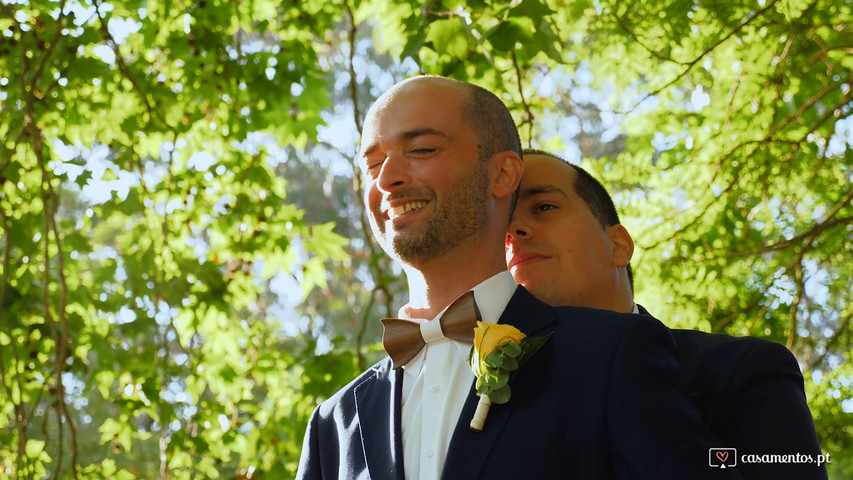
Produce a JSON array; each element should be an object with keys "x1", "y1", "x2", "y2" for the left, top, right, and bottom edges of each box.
[{"x1": 297, "y1": 78, "x2": 737, "y2": 479}]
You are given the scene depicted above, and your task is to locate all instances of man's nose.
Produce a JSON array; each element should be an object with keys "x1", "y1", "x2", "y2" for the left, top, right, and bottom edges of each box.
[
  {"x1": 376, "y1": 152, "x2": 411, "y2": 193},
  {"x1": 507, "y1": 217, "x2": 532, "y2": 242}
]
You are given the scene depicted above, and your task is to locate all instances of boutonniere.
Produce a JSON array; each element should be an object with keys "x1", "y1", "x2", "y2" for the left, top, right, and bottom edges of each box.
[{"x1": 468, "y1": 321, "x2": 553, "y2": 432}]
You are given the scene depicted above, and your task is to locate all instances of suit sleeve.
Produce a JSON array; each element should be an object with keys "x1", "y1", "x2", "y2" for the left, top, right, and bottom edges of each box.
[
  {"x1": 606, "y1": 315, "x2": 742, "y2": 479},
  {"x1": 295, "y1": 405, "x2": 323, "y2": 480},
  {"x1": 716, "y1": 341, "x2": 827, "y2": 480}
]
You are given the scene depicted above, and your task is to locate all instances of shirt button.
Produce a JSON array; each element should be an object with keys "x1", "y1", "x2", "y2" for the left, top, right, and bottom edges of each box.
[
  {"x1": 430, "y1": 384, "x2": 439, "y2": 393},
  {"x1": 426, "y1": 449, "x2": 434, "y2": 458}
]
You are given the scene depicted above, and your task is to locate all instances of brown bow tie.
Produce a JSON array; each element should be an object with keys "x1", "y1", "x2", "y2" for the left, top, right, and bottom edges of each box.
[{"x1": 381, "y1": 291, "x2": 481, "y2": 369}]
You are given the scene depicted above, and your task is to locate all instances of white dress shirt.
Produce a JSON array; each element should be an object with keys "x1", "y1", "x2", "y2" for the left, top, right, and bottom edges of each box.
[{"x1": 399, "y1": 271, "x2": 518, "y2": 480}]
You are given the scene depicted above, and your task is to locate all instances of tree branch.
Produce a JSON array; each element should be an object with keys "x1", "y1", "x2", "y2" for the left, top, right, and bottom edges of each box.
[
  {"x1": 726, "y1": 186, "x2": 853, "y2": 258},
  {"x1": 36, "y1": 125, "x2": 79, "y2": 479},
  {"x1": 808, "y1": 313, "x2": 851, "y2": 371},
  {"x1": 617, "y1": 0, "x2": 781, "y2": 113},
  {"x1": 93, "y1": 0, "x2": 172, "y2": 130},
  {"x1": 511, "y1": 50, "x2": 534, "y2": 146},
  {"x1": 788, "y1": 258, "x2": 805, "y2": 350}
]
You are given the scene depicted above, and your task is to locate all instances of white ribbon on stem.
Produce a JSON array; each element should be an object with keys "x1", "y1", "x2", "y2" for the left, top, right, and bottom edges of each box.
[{"x1": 469, "y1": 395, "x2": 492, "y2": 432}]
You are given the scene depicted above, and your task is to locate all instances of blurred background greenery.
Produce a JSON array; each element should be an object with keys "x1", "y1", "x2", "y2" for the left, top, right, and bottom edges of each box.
[{"x1": 1, "y1": 0, "x2": 851, "y2": 477}]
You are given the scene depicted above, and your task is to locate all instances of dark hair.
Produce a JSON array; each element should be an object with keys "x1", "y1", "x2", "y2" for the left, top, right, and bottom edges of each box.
[
  {"x1": 523, "y1": 149, "x2": 634, "y2": 292},
  {"x1": 464, "y1": 84, "x2": 522, "y2": 159},
  {"x1": 463, "y1": 83, "x2": 523, "y2": 212}
]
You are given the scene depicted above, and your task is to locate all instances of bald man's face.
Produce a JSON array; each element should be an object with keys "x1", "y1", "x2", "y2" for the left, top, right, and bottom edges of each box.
[
  {"x1": 506, "y1": 154, "x2": 620, "y2": 308},
  {"x1": 358, "y1": 78, "x2": 490, "y2": 266}
]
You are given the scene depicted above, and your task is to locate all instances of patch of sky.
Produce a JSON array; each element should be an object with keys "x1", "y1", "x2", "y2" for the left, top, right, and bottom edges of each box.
[
  {"x1": 140, "y1": 157, "x2": 169, "y2": 189},
  {"x1": 803, "y1": 260, "x2": 830, "y2": 306},
  {"x1": 688, "y1": 85, "x2": 710, "y2": 112},
  {"x1": 533, "y1": 74, "x2": 557, "y2": 98},
  {"x1": 241, "y1": 39, "x2": 268, "y2": 55},
  {"x1": 812, "y1": 370, "x2": 823, "y2": 383},
  {"x1": 670, "y1": 187, "x2": 690, "y2": 207},
  {"x1": 108, "y1": 16, "x2": 142, "y2": 44},
  {"x1": 91, "y1": 246, "x2": 118, "y2": 263},
  {"x1": 14, "y1": 9, "x2": 29, "y2": 29},
  {"x1": 51, "y1": 141, "x2": 138, "y2": 204},
  {"x1": 557, "y1": 118, "x2": 583, "y2": 163},
  {"x1": 162, "y1": 379, "x2": 192, "y2": 404},
  {"x1": 768, "y1": 282, "x2": 795, "y2": 306},
  {"x1": 231, "y1": 131, "x2": 289, "y2": 168},
  {"x1": 810, "y1": 203, "x2": 826, "y2": 220},
  {"x1": 113, "y1": 305, "x2": 137, "y2": 325},
  {"x1": 711, "y1": 183, "x2": 722, "y2": 197},
  {"x1": 60, "y1": 0, "x2": 106, "y2": 27},
  {"x1": 575, "y1": 67, "x2": 595, "y2": 86},
  {"x1": 627, "y1": 90, "x2": 659, "y2": 116},
  {"x1": 211, "y1": 192, "x2": 232, "y2": 216},
  {"x1": 318, "y1": 109, "x2": 361, "y2": 165},
  {"x1": 599, "y1": 110, "x2": 624, "y2": 143},
  {"x1": 187, "y1": 151, "x2": 217, "y2": 171},
  {"x1": 91, "y1": 44, "x2": 115, "y2": 65},
  {"x1": 651, "y1": 131, "x2": 678, "y2": 151},
  {"x1": 826, "y1": 117, "x2": 852, "y2": 157},
  {"x1": 226, "y1": 45, "x2": 240, "y2": 61},
  {"x1": 269, "y1": 304, "x2": 303, "y2": 338}
]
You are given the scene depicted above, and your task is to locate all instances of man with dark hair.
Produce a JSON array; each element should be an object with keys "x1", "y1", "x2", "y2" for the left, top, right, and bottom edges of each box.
[
  {"x1": 506, "y1": 150, "x2": 827, "y2": 479},
  {"x1": 297, "y1": 76, "x2": 739, "y2": 479}
]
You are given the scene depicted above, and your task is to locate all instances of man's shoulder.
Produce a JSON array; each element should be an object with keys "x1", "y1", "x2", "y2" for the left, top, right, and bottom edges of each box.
[
  {"x1": 669, "y1": 328, "x2": 795, "y2": 364},
  {"x1": 664, "y1": 325, "x2": 803, "y2": 393},
  {"x1": 314, "y1": 357, "x2": 393, "y2": 416},
  {"x1": 636, "y1": 304, "x2": 795, "y2": 364},
  {"x1": 552, "y1": 304, "x2": 671, "y2": 337},
  {"x1": 505, "y1": 286, "x2": 665, "y2": 334}
]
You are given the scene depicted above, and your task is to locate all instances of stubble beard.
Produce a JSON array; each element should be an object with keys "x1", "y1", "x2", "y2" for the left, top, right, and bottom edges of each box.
[{"x1": 374, "y1": 160, "x2": 491, "y2": 266}]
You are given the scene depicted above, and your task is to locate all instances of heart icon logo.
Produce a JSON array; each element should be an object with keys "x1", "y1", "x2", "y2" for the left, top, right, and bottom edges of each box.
[{"x1": 716, "y1": 451, "x2": 729, "y2": 463}]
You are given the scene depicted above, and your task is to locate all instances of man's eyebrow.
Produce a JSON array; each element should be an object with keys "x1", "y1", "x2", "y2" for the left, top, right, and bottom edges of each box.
[
  {"x1": 361, "y1": 128, "x2": 448, "y2": 158},
  {"x1": 520, "y1": 185, "x2": 570, "y2": 200},
  {"x1": 400, "y1": 127, "x2": 448, "y2": 140}
]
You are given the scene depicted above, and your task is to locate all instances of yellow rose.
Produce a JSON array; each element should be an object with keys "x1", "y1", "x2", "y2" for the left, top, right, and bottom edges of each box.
[{"x1": 472, "y1": 321, "x2": 526, "y2": 365}]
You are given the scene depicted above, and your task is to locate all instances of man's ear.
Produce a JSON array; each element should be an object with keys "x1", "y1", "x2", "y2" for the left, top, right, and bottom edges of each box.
[
  {"x1": 490, "y1": 151, "x2": 524, "y2": 199},
  {"x1": 608, "y1": 224, "x2": 634, "y2": 268}
]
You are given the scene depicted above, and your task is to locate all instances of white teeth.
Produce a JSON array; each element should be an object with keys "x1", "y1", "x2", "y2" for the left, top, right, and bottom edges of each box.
[{"x1": 389, "y1": 201, "x2": 427, "y2": 219}]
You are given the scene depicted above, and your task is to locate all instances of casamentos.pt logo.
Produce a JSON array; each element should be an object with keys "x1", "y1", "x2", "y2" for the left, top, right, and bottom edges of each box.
[
  {"x1": 709, "y1": 448, "x2": 832, "y2": 469},
  {"x1": 709, "y1": 448, "x2": 737, "y2": 469}
]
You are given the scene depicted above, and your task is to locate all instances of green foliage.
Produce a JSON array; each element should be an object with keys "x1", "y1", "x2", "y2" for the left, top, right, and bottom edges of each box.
[{"x1": 2, "y1": 0, "x2": 851, "y2": 478}]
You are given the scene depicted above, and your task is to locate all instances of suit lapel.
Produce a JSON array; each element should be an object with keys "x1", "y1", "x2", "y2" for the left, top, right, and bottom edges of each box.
[
  {"x1": 499, "y1": 286, "x2": 559, "y2": 335},
  {"x1": 441, "y1": 286, "x2": 557, "y2": 478},
  {"x1": 354, "y1": 359, "x2": 405, "y2": 480}
]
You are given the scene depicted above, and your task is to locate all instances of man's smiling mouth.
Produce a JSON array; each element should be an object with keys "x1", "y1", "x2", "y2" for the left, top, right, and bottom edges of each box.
[{"x1": 387, "y1": 201, "x2": 428, "y2": 219}]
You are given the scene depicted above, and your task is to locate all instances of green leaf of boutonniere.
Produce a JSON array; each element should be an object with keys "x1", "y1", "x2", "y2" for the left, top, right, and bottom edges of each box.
[{"x1": 469, "y1": 322, "x2": 555, "y2": 432}]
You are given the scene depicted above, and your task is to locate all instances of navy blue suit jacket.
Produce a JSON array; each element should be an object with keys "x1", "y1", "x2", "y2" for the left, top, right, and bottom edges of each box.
[
  {"x1": 297, "y1": 288, "x2": 741, "y2": 479},
  {"x1": 639, "y1": 306, "x2": 827, "y2": 479}
]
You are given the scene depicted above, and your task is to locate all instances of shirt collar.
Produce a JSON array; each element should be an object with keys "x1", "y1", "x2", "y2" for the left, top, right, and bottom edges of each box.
[
  {"x1": 632, "y1": 303, "x2": 639, "y2": 314},
  {"x1": 396, "y1": 270, "x2": 517, "y2": 324},
  {"x1": 397, "y1": 271, "x2": 518, "y2": 374},
  {"x1": 469, "y1": 270, "x2": 517, "y2": 325}
]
